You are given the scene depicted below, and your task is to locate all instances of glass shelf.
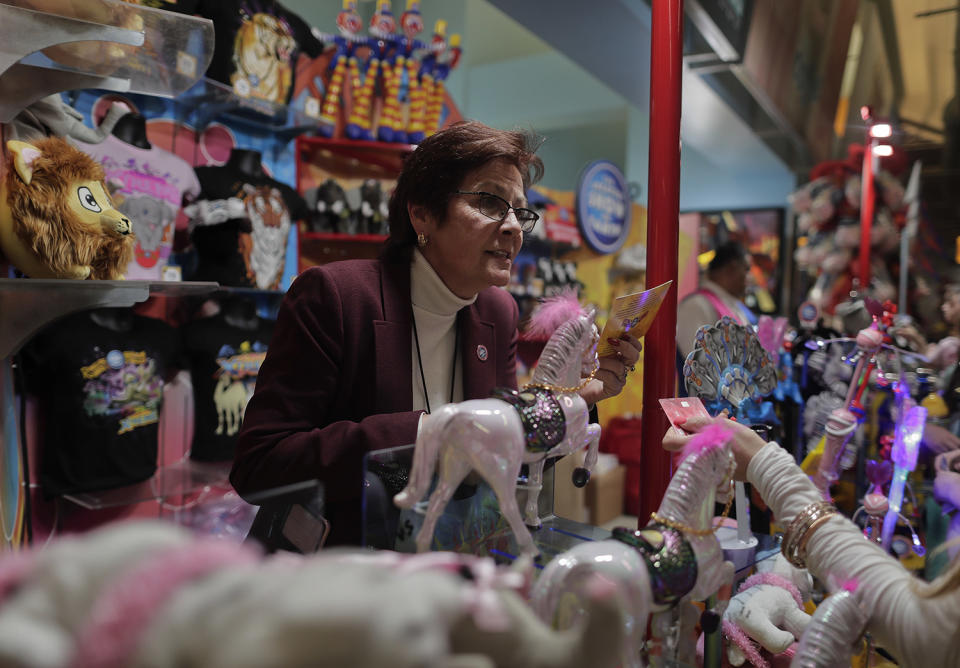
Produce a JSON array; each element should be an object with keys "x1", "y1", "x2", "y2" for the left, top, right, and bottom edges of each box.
[
  {"x1": 363, "y1": 442, "x2": 781, "y2": 574},
  {"x1": 62, "y1": 459, "x2": 231, "y2": 510},
  {"x1": 174, "y1": 77, "x2": 321, "y2": 134},
  {"x1": 0, "y1": 278, "x2": 217, "y2": 358},
  {"x1": 301, "y1": 232, "x2": 388, "y2": 244},
  {"x1": 299, "y1": 232, "x2": 387, "y2": 269},
  {"x1": 0, "y1": 0, "x2": 213, "y2": 121},
  {"x1": 297, "y1": 135, "x2": 415, "y2": 177}
]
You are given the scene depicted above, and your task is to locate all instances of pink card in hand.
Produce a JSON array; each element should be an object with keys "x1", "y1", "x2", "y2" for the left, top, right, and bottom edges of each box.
[{"x1": 658, "y1": 397, "x2": 710, "y2": 432}]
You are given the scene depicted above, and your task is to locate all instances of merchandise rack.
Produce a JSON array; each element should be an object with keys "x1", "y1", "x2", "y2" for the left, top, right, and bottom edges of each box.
[
  {"x1": 0, "y1": 0, "x2": 215, "y2": 548},
  {"x1": 0, "y1": 0, "x2": 214, "y2": 122}
]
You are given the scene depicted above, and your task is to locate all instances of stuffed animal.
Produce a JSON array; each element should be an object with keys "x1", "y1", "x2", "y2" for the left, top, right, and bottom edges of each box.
[
  {"x1": 718, "y1": 554, "x2": 813, "y2": 667},
  {"x1": 0, "y1": 521, "x2": 625, "y2": 668},
  {"x1": 304, "y1": 178, "x2": 354, "y2": 234},
  {"x1": 7, "y1": 96, "x2": 131, "y2": 144},
  {"x1": 0, "y1": 137, "x2": 134, "y2": 279},
  {"x1": 358, "y1": 178, "x2": 390, "y2": 236}
]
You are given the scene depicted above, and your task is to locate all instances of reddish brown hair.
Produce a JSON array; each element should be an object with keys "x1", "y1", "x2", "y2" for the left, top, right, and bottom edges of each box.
[{"x1": 384, "y1": 120, "x2": 544, "y2": 263}]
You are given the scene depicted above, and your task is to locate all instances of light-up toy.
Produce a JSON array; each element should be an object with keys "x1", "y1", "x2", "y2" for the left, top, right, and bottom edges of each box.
[{"x1": 881, "y1": 403, "x2": 926, "y2": 551}]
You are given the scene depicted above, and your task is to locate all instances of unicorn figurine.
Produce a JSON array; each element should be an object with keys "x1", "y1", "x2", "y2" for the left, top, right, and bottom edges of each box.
[
  {"x1": 531, "y1": 424, "x2": 737, "y2": 668},
  {"x1": 394, "y1": 292, "x2": 601, "y2": 556}
]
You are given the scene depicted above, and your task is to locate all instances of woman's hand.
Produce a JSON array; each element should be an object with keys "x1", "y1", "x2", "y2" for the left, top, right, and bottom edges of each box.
[
  {"x1": 891, "y1": 324, "x2": 928, "y2": 352},
  {"x1": 579, "y1": 334, "x2": 642, "y2": 407},
  {"x1": 923, "y1": 422, "x2": 960, "y2": 455},
  {"x1": 661, "y1": 415, "x2": 767, "y2": 481}
]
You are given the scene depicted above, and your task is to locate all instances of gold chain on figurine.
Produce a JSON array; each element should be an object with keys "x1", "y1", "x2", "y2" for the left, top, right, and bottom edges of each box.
[
  {"x1": 650, "y1": 475, "x2": 735, "y2": 536},
  {"x1": 523, "y1": 367, "x2": 597, "y2": 394}
]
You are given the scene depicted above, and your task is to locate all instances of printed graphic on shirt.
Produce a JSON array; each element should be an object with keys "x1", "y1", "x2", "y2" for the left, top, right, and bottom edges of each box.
[
  {"x1": 231, "y1": 8, "x2": 297, "y2": 103},
  {"x1": 75, "y1": 138, "x2": 201, "y2": 280},
  {"x1": 212, "y1": 340, "x2": 268, "y2": 436},
  {"x1": 240, "y1": 183, "x2": 292, "y2": 289},
  {"x1": 80, "y1": 349, "x2": 164, "y2": 435}
]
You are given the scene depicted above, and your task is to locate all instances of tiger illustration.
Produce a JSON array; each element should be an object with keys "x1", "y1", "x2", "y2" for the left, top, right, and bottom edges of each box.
[{"x1": 230, "y1": 11, "x2": 296, "y2": 103}]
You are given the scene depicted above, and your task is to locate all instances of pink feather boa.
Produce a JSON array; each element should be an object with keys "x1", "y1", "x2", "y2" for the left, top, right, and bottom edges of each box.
[
  {"x1": 679, "y1": 422, "x2": 734, "y2": 463},
  {"x1": 70, "y1": 539, "x2": 260, "y2": 668},
  {"x1": 523, "y1": 287, "x2": 585, "y2": 341}
]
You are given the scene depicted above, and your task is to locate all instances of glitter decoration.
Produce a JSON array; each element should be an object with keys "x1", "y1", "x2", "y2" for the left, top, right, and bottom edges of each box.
[
  {"x1": 612, "y1": 524, "x2": 698, "y2": 606},
  {"x1": 490, "y1": 387, "x2": 565, "y2": 452}
]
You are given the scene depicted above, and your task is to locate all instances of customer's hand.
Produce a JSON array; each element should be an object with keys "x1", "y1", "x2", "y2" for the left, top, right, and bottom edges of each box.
[
  {"x1": 923, "y1": 423, "x2": 960, "y2": 455},
  {"x1": 890, "y1": 324, "x2": 928, "y2": 352},
  {"x1": 661, "y1": 415, "x2": 767, "y2": 481},
  {"x1": 933, "y1": 450, "x2": 960, "y2": 509},
  {"x1": 580, "y1": 334, "x2": 642, "y2": 407}
]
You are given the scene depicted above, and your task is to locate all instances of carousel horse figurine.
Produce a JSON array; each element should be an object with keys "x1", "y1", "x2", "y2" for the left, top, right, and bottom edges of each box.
[
  {"x1": 394, "y1": 293, "x2": 601, "y2": 556},
  {"x1": 531, "y1": 423, "x2": 738, "y2": 668},
  {"x1": 791, "y1": 582, "x2": 868, "y2": 668}
]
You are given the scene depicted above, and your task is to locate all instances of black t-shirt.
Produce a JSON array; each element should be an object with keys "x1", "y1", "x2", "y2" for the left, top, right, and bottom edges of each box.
[
  {"x1": 181, "y1": 312, "x2": 275, "y2": 461},
  {"x1": 174, "y1": 0, "x2": 324, "y2": 104},
  {"x1": 189, "y1": 165, "x2": 309, "y2": 289},
  {"x1": 21, "y1": 311, "x2": 180, "y2": 497}
]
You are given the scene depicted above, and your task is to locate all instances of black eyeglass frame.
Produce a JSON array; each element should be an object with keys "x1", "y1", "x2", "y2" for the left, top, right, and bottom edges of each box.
[{"x1": 454, "y1": 190, "x2": 540, "y2": 232}]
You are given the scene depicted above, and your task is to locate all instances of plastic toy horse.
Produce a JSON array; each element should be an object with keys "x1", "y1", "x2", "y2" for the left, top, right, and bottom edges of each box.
[
  {"x1": 531, "y1": 424, "x2": 737, "y2": 668},
  {"x1": 394, "y1": 301, "x2": 600, "y2": 557}
]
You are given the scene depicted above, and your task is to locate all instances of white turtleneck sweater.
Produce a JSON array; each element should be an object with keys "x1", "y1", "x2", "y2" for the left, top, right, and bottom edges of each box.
[{"x1": 410, "y1": 249, "x2": 476, "y2": 413}]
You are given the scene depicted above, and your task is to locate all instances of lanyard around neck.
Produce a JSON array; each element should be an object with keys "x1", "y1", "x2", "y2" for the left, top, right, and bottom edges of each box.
[{"x1": 411, "y1": 309, "x2": 460, "y2": 414}]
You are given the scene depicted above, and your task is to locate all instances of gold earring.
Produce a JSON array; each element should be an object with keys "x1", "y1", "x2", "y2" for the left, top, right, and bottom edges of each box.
[{"x1": 417, "y1": 232, "x2": 428, "y2": 247}]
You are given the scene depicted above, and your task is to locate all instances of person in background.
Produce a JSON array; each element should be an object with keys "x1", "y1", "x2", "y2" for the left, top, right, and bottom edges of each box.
[
  {"x1": 893, "y1": 282, "x2": 960, "y2": 453},
  {"x1": 895, "y1": 283, "x2": 960, "y2": 375},
  {"x1": 663, "y1": 416, "x2": 960, "y2": 667},
  {"x1": 231, "y1": 120, "x2": 641, "y2": 546},
  {"x1": 676, "y1": 240, "x2": 754, "y2": 361}
]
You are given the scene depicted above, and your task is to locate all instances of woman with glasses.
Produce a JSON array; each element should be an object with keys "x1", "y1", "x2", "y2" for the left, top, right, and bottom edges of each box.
[{"x1": 231, "y1": 120, "x2": 641, "y2": 547}]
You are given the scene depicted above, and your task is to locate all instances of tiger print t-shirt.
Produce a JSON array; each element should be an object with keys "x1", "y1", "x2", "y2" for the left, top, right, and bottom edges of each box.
[
  {"x1": 187, "y1": 164, "x2": 308, "y2": 289},
  {"x1": 173, "y1": 0, "x2": 325, "y2": 104}
]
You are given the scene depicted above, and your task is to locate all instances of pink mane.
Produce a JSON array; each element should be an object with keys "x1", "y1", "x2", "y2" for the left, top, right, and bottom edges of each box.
[
  {"x1": 679, "y1": 423, "x2": 733, "y2": 462},
  {"x1": 523, "y1": 287, "x2": 585, "y2": 341}
]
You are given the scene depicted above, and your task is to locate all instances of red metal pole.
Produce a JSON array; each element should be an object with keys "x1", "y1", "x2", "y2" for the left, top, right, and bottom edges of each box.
[
  {"x1": 639, "y1": 0, "x2": 683, "y2": 525},
  {"x1": 858, "y1": 140, "x2": 875, "y2": 290}
]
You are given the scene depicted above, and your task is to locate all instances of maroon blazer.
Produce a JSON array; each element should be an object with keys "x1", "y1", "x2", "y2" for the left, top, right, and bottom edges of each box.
[{"x1": 231, "y1": 258, "x2": 519, "y2": 545}]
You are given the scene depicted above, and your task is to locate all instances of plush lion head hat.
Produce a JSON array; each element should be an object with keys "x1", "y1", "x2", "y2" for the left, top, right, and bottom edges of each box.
[{"x1": 1, "y1": 136, "x2": 134, "y2": 279}]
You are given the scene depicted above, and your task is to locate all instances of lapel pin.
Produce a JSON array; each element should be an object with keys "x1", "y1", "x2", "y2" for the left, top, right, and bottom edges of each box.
[{"x1": 476, "y1": 345, "x2": 488, "y2": 361}]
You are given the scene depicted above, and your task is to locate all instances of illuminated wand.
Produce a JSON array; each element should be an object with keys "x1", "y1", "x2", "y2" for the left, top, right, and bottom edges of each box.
[{"x1": 881, "y1": 402, "x2": 926, "y2": 550}]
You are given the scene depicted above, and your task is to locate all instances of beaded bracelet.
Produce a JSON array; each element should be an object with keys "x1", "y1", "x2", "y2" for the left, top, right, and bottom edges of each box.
[{"x1": 781, "y1": 501, "x2": 838, "y2": 569}]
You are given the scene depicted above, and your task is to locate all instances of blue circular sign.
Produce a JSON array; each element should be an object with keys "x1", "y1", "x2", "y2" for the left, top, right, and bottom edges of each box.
[
  {"x1": 798, "y1": 301, "x2": 819, "y2": 328},
  {"x1": 575, "y1": 160, "x2": 631, "y2": 254}
]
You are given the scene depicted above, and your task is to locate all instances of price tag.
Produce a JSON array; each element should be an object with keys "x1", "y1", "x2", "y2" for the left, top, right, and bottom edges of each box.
[
  {"x1": 176, "y1": 51, "x2": 197, "y2": 78},
  {"x1": 161, "y1": 265, "x2": 182, "y2": 282}
]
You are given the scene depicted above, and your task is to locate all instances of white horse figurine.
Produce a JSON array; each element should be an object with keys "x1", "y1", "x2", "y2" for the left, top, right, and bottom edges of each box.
[
  {"x1": 394, "y1": 295, "x2": 601, "y2": 557},
  {"x1": 531, "y1": 423, "x2": 738, "y2": 668}
]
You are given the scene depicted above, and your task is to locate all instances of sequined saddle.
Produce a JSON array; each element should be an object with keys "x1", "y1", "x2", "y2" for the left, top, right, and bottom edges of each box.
[
  {"x1": 490, "y1": 387, "x2": 566, "y2": 453},
  {"x1": 611, "y1": 525, "x2": 698, "y2": 606}
]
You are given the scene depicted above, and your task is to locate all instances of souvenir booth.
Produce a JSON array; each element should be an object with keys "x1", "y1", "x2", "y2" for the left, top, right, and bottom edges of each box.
[{"x1": 0, "y1": 1, "x2": 957, "y2": 667}]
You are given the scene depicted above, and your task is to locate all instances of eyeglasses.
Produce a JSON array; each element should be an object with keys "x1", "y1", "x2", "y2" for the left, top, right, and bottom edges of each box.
[{"x1": 454, "y1": 191, "x2": 539, "y2": 232}]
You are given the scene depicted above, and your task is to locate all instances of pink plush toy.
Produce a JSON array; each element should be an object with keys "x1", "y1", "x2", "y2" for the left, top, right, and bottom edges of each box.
[{"x1": 0, "y1": 521, "x2": 626, "y2": 668}]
